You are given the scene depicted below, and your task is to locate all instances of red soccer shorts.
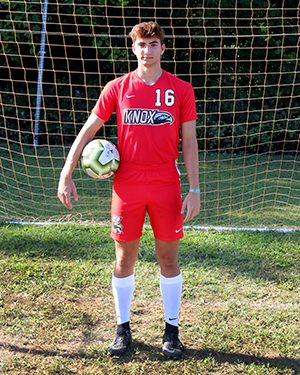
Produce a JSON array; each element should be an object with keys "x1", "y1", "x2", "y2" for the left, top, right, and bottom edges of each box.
[{"x1": 111, "y1": 161, "x2": 184, "y2": 242}]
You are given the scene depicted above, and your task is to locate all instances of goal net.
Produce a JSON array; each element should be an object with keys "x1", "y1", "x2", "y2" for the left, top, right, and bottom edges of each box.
[{"x1": 0, "y1": 0, "x2": 300, "y2": 229}]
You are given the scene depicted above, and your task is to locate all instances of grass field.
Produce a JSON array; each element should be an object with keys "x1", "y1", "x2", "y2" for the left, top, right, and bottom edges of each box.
[
  {"x1": 0, "y1": 222, "x2": 299, "y2": 374},
  {"x1": 1, "y1": 142, "x2": 300, "y2": 229}
]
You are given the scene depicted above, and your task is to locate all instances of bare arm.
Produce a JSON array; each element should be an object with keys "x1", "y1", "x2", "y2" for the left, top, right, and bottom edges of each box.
[
  {"x1": 57, "y1": 113, "x2": 105, "y2": 209},
  {"x1": 180, "y1": 120, "x2": 200, "y2": 222}
]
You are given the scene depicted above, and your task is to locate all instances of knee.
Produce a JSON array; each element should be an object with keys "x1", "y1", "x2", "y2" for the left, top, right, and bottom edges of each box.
[
  {"x1": 155, "y1": 240, "x2": 180, "y2": 276},
  {"x1": 157, "y1": 253, "x2": 180, "y2": 277},
  {"x1": 114, "y1": 258, "x2": 135, "y2": 278},
  {"x1": 114, "y1": 240, "x2": 140, "y2": 277},
  {"x1": 115, "y1": 253, "x2": 135, "y2": 270},
  {"x1": 158, "y1": 252, "x2": 177, "y2": 268}
]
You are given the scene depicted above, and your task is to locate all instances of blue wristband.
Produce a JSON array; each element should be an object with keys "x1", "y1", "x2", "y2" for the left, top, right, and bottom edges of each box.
[{"x1": 189, "y1": 189, "x2": 200, "y2": 193}]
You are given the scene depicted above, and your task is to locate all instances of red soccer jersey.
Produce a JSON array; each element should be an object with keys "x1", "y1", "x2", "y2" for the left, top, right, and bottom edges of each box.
[{"x1": 92, "y1": 69, "x2": 197, "y2": 165}]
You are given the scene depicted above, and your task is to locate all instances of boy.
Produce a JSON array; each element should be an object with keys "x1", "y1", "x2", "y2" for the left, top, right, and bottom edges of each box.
[{"x1": 57, "y1": 21, "x2": 200, "y2": 358}]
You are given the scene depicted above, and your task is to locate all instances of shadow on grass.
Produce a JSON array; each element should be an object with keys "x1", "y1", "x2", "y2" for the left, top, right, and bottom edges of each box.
[
  {"x1": 185, "y1": 348, "x2": 300, "y2": 373},
  {"x1": 1, "y1": 340, "x2": 299, "y2": 373}
]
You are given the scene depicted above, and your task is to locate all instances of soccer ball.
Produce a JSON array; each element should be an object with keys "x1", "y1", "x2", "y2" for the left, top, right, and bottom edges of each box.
[{"x1": 81, "y1": 139, "x2": 120, "y2": 179}]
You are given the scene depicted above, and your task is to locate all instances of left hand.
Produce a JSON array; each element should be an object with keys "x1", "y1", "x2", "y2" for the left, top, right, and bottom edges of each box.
[{"x1": 181, "y1": 192, "x2": 200, "y2": 222}]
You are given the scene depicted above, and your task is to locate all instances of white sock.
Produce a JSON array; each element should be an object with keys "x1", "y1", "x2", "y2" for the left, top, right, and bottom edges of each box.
[
  {"x1": 160, "y1": 272, "x2": 183, "y2": 327},
  {"x1": 112, "y1": 273, "x2": 135, "y2": 325}
]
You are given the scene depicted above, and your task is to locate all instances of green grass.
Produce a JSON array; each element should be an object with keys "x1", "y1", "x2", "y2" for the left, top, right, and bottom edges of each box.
[
  {"x1": 1, "y1": 142, "x2": 300, "y2": 228},
  {"x1": 0, "y1": 223, "x2": 299, "y2": 374}
]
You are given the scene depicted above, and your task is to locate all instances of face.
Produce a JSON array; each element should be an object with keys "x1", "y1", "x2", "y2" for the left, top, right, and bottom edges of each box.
[{"x1": 132, "y1": 37, "x2": 165, "y2": 67}]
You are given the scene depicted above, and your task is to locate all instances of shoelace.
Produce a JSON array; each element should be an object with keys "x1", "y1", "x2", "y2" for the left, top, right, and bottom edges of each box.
[{"x1": 113, "y1": 331, "x2": 130, "y2": 345}]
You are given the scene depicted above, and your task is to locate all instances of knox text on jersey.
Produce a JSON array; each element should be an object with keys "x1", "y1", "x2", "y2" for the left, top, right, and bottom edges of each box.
[{"x1": 123, "y1": 108, "x2": 175, "y2": 126}]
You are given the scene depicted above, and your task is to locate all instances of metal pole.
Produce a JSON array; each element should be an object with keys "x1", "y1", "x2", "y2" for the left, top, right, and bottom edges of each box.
[{"x1": 34, "y1": 0, "x2": 48, "y2": 148}]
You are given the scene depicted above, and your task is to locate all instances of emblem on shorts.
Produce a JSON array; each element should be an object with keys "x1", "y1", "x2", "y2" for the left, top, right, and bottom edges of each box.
[{"x1": 112, "y1": 215, "x2": 124, "y2": 234}]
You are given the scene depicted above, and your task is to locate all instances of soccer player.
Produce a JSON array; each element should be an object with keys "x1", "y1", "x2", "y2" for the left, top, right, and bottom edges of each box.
[{"x1": 57, "y1": 21, "x2": 200, "y2": 358}]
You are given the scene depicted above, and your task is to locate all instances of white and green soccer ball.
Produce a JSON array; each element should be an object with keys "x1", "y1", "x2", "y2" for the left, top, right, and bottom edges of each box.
[{"x1": 81, "y1": 139, "x2": 120, "y2": 179}]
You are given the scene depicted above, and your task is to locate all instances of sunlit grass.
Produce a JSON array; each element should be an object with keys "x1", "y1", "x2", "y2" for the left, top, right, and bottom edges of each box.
[
  {"x1": 0, "y1": 223, "x2": 299, "y2": 374},
  {"x1": 1, "y1": 142, "x2": 300, "y2": 228}
]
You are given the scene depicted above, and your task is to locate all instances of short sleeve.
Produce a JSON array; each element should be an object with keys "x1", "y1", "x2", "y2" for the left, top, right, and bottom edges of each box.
[
  {"x1": 92, "y1": 80, "x2": 117, "y2": 122},
  {"x1": 180, "y1": 83, "x2": 198, "y2": 124}
]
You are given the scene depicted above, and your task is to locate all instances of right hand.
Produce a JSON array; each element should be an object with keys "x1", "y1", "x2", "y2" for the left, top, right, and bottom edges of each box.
[
  {"x1": 57, "y1": 175, "x2": 78, "y2": 209},
  {"x1": 56, "y1": 113, "x2": 104, "y2": 210}
]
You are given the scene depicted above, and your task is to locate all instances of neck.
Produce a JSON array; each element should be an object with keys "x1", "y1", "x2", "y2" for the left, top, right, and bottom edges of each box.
[{"x1": 137, "y1": 66, "x2": 163, "y2": 85}]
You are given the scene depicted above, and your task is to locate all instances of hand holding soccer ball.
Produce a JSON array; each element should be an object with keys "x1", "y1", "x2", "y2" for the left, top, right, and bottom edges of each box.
[{"x1": 81, "y1": 139, "x2": 120, "y2": 179}]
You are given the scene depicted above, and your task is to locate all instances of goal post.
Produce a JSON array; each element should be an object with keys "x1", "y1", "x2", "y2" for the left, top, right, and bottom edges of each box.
[{"x1": 0, "y1": 1, "x2": 300, "y2": 229}]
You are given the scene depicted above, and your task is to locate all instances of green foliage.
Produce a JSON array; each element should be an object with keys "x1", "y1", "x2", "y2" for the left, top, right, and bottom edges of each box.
[{"x1": 0, "y1": 1, "x2": 300, "y2": 150}]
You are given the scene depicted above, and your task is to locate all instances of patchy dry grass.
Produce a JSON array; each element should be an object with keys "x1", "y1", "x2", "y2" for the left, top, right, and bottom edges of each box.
[{"x1": 0, "y1": 223, "x2": 299, "y2": 374}]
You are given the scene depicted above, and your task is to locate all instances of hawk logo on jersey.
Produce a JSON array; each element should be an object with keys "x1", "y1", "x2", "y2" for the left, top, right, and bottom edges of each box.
[
  {"x1": 112, "y1": 215, "x2": 124, "y2": 234},
  {"x1": 123, "y1": 109, "x2": 174, "y2": 126}
]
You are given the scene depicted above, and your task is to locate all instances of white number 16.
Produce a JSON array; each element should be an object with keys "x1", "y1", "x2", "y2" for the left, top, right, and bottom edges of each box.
[{"x1": 155, "y1": 89, "x2": 175, "y2": 107}]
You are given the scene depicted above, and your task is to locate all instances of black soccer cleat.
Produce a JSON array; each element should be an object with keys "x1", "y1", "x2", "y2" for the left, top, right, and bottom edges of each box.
[
  {"x1": 107, "y1": 329, "x2": 132, "y2": 356},
  {"x1": 162, "y1": 332, "x2": 184, "y2": 359}
]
